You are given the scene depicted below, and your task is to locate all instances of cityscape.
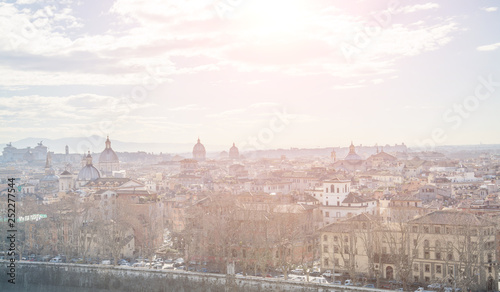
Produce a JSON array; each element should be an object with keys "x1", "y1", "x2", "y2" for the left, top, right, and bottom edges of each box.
[
  {"x1": 1, "y1": 0, "x2": 500, "y2": 291},
  {"x1": 1, "y1": 138, "x2": 500, "y2": 291}
]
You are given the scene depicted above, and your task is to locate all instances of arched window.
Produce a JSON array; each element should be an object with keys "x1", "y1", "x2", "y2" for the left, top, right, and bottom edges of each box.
[{"x1": 424, "y1": 240, "x2": 429, "y2": 248}]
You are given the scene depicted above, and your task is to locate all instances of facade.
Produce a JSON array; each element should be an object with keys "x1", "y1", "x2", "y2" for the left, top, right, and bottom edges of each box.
[
  {"x1": 319, "y1": 210, "x2": 498, "y2": 291},
  {"x1": 310, "y1": 178, "x2": 377, "y2": 226},
  {"x1": 2, "y1": 141, "x2": 47, "y2": 162},
  {"x1": 408, "y1": 211, "x2": 497, "y2": 291}
]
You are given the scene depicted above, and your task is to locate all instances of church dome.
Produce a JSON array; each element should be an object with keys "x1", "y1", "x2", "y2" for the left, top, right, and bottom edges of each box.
[
  {"x1": 193, "y1": 138, "x2": 206, "y2": 161},
  {"x1": 344, "y1": 141, "x2": 363, "y2": 161},
  {"x1": 99, "y1": 136, "x2": 119, "y2": 163},
  {"x1": 78, "y1": 152, "x2": 100, "y2": 181},
  {"x1": 229, "y1": 143, "x2": 239, "y2": 159},
  {"x1": 41, "y1": 151, "x2": 59, "y2": 182}
]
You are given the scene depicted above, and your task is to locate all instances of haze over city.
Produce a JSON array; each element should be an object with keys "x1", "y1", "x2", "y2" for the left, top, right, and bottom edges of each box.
[{"x1": 1, "y1": 0, "x2": 499, "y2": 149}]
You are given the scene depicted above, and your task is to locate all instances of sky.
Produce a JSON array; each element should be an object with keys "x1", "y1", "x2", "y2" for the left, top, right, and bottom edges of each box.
[{"x1": 0, "y1": 0, "x2": 499, "y2": 153}]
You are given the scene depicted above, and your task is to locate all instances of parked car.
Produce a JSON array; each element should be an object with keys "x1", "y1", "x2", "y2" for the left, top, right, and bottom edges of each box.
[
  {"x1": 322, "y1": 270, "x2": 333, "y2": 277},
  {"x1": 344, "y1": 279, "x2": 353, "y2": 286},
  {"x1": 415, "y1": 287, "x2": 433, "y2": 292},
  {"x1": 49, "y1": 257, "x2": 63, "y2": 263},
  {"x1": 363, "y1": 284, "x2": 375, "y2": 288},
  {"x1": 290, "y1": 269, "x2": 304, "y2": 275},
  {"x1": 101, "y1": 260, "x2": 111, "y2": 265},
  {"x1": 332, "y1": 280, "x2": 342, "y2": 285},
  {"x1": 309, "y1": 271, "x2": 321, "y2": 277}
]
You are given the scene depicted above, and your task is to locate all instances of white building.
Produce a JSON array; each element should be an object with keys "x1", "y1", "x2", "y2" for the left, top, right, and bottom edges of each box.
[{"x1": 309, "y1": 178, "x2": 378, "y2": 226}]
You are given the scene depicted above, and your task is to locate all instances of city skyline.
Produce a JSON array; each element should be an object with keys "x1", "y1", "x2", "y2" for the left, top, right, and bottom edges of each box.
[{"x1": 1, "y1": 0, "x2": 499, "y2": 149}]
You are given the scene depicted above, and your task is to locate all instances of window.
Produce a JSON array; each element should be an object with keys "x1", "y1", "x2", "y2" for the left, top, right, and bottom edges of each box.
[
  {"x1": 436, "y1": 265, "x2": 441, "y2": 274},
  {"x1": 382, "y1": 247, "x2": 387, "y2": 254},
  {"x1": 413, "y1": 239, "x2": 418, "y2": 247},
  {"x1": 435, "y1": 226, "x2": 440, "y2": 234},
  {"x1": 324, "y1": 258, "x2": 329, "y2": 266},
  {"x1": 424, "y1": 251, "x2": 430, "y2": 259},
  {"x1": 424, "y1": 240, "x2": 429, "y2": 248},
  {"x1": 333, "y1": 236, "x2": 338, "y2": 242},
  {"x1": 414, "y1": 276, "x2": 419, "y2": 282},
  {"x1": 425, "y1": 277, "x2": 430, "y2": 282},
  {"x1": 446, "y1": 227, "x2": 451, "y2": 234},
  {"x1": 335, "y1": 258, "x2": 339, "y2": 266},
  {"x1": 334, "y1": 246, "x2": 339, "y2": 253},
  {"x1": 323, "y1": 245, "x2": 328, "y2": 253},
  {"x1": 424, "y1": 226, "x2": 430, "y2": 233},
  {"x1": 344, "y1": 246, "x2": 349, "y2": 254},
  {"x1": 325, "y1": 212, "x2": 330, "y2": 217},
  {"x1": 323, "y1": 235, "x2": 328, "y2": 241},
  {"x1": 414, "y1": 264, "x2": 419, "y2": 272},
  {"x1": 448, "y1": 266, "x2": 453, "y2": 276},
  {"x1": 425, "y1": 264, "x2": 430, "y2": 272},
  {"x1": 435, "y1": 252, "x2": 441, "y2": 260},
  {"x1": 344, "y1": 236, "x2": 348, "y2": 243},
  {"x1": 412, "y1": 226, "x2": 418, "y2": 233},
  {"x1": 447, "y1": 253, "x2": 453, "y2": 261}
]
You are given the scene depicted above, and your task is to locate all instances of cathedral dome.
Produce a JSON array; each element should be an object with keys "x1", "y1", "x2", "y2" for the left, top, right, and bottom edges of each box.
[
  {"x1": 229, "y1": 143, "x2": 239, "y2": 159},
  {"x1": 41, "y1": 152, "x2": 59, "y2": 182},
  {"x1": 99, "y1": 136, "x2": 119, "y2": 163},
  {"x1": 344, "y1": 141, "x2": 363, "y2": 161},
  {"x1": 78, "y1": 152, "x2": 100, "y2": 181},
  {"x1": 193, "y1": 138, "x2": 206, "y2": 161}
]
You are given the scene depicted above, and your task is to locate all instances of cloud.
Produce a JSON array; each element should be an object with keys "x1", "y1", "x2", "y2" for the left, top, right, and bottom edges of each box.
[
  {"x1": 168, "y1": 104, "x2": 206, "y2": 111},
  {"x1": 400, "y1": 3, "x2": 440, "y2": 14},
  {"x1": 206, "y1": 108, "x2": 246, "y2": 118},
  {"x1": 481, "y1": 7, "x2": 498, "y2": 12},
  {"x1": 477, "y1": 42, "x2": 500, "y2": 51}
]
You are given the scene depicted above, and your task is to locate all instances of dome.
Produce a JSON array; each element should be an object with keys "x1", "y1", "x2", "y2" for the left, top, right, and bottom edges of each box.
[
  {"x1": 77, "y1": 151, "x2": 101, "y2": 181},
  {"x1": 229, "y1": 143, "x2": 239, "y2": 159},
  {"x1": 344, "y1": 141, "x2": 363, "y2": 161},
  {"x1": 99, "y1": 136, "x2": 119, "y2": 163},
  {"x1": 193, "y1": 138, "x2": 206, "y2": 161},
  {"x1": 77, "y1": 165, "x2": 100, "y2": 181}
]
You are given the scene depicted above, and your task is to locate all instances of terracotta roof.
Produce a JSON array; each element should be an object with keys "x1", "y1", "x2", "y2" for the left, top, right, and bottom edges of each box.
[
  {"x1": 409, "y1": 210, "x2": 491, "y2": 226},
  {"x1": 342, "y1": 192, "x2": 367, "y2": 204}
]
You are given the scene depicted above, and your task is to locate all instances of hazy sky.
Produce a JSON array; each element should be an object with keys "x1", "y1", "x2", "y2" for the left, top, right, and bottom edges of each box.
[{"x1": 1, "y1": 0, "x2": 499, "y2": 152}]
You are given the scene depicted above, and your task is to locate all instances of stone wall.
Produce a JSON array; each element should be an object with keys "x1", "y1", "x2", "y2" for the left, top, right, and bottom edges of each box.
[{"x1": 0, "y1": 261, "x2": 383, "y2": 292}]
